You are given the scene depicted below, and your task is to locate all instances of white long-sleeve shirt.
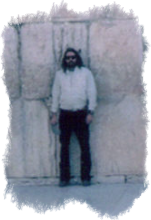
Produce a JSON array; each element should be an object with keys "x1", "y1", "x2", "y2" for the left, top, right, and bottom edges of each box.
[{"x1": 51, "y1": 66, "x2": 97, "y2": 113}]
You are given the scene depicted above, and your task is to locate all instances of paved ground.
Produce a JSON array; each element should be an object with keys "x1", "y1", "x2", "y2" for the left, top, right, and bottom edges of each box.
[{"x1": 5, "y1": 182, "x2": 146, "y2": 217}]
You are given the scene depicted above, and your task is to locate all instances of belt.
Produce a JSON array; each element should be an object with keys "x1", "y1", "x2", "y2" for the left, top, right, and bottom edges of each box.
[{"x1": 60, "y1": 107, "x2": 87, "y2": 113}]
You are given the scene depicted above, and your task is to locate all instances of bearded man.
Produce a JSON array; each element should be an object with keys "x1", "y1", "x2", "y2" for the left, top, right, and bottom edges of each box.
[{"x1": 50, "y1": 48, "x2": 97, "y2": 186}]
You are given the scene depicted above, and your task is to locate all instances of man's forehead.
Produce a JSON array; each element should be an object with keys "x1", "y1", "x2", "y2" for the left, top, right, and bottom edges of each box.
[{"x1": 66, "y1": 51, "x2": 76, "y2": 56}]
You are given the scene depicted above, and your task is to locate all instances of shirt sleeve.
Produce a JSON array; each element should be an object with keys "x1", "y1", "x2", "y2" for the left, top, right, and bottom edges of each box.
[
  {"x1": 86, "y1": 69, "x2": 97, "y2": 112},
  {"x1": 51, "y1": 71, "x2": 61, "y2": 113}
]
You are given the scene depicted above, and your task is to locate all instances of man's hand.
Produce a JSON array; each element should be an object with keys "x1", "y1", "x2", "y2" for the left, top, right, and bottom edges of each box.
[
  {"x1": 50, "y1": 114, "x2": 58, "y2": 125},
  {"x1": 86, "y1": 114, "x2": 93, "y2": 124}
]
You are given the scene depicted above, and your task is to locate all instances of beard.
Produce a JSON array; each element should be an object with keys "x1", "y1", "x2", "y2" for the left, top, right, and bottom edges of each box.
[{"x1": 66, "y1": 61, "x2": 77, "y2": 69}]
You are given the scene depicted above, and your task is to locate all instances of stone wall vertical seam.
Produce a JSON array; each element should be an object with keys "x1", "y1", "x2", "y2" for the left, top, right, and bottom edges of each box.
[
  {"x1": 51, "y1": 22, "x2": 59, "y2": 176},
  {"x1": 86, "y1": 22, "x2": 91, "y2": 68},
  {"x1": 14, "y1": 24, "x2": 27, "y2": 175},
  {"x1": 13, "y1": 24, "x2": 23, "y2": 96},
  {"x1": 52, "y1": 23, "x2": 57, "y2": 73}
]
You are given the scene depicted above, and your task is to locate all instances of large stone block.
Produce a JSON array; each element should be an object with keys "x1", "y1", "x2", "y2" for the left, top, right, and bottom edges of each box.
[
  {"x1": 21, "y1": 23, "x2": 54, "y2": 99},
  {"x1": 90, "y1": 94, "x2": 146, "y2": 176},
  {"x1": 6, "y1": 99, "x2": 25, "y2": 177},
  {"x1": 2, "y1": 27, "x2": 20, "y2": 98},
  {"x1": 6, "y1": 98, "x2": 56, "y2": 178},
  {"x1": 89, "y1": 20, "x2": 143, "y2": 99},
  {"x1": 126, "y1": 175, "x2": 145, "y2": 183},
  {"x1": 92, "y1": 175, "x2": 125, "y2": 184},
  {"x1": 21, "y1": 22, "x2": 89, "y2": 99}
]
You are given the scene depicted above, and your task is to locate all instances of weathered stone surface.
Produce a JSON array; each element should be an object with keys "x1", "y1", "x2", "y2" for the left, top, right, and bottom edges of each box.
[
  {"x1": 6, "y1": 98, "x2": 56, "y2": 178},
  {"x1": 23, "y1": 100, "x2": 55, "y2": 177},
  {"x1": 7, "y1": 178, "x2": 59, "y2": 186},
  {"x1": 21, "y1": 23, "x2": 54, "y2": 99},
  {"x1": 90, "y1": 94, "x2": 146, "y2": 177},
  {"x1": 61, "y1": 22, "x2": 89, "y2": 66},
  {"x1": 92, "y1": 175, "x2": 125, "y2": 184},
  {"x1": 6, "y1": 99, "x2": 25, "y2": 177},
  {"x1": 51, "y1": 23, "x2": 63, "y2": 72},
  {"x1": 89, "y1": 20, "x2": 143, "y2": 100},
  {"x1": 21, "y1": 22, "x2": 89, "y2": 99},
  {"x1": 70, "y1": 134, "x2": 81, "y2": 176},
  {"x1": 126, "y1": 175, "x2": 145, "y2": 183},
  {"x1": 4, "y1": 18, "x2": 146, "y2": 182},
  {"x1": 7, "y1": 175, "x2": 145, "y2": 185},
  {"x1": 52, "y1": 22, "x2": 89, "y2": 68},
  {"x1": 2, "y1": 27, "x2": 20, "y2": 98}
]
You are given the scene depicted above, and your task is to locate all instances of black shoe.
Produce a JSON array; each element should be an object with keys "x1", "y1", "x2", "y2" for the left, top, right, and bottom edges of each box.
[
  {"x1": 82, "y1": 180, "x2": 91, "y2": 186},
  {"x1": 59, "y1": 180, "x2": 69, "y2": 187}
]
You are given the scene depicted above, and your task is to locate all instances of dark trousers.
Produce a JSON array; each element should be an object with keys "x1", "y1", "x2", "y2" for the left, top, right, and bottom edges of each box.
[{"x1": 59, "y1": 109, "x2": 91, "y2": 182}]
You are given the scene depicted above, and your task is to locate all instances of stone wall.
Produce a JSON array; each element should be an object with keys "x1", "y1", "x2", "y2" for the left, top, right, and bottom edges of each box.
[{"x1": 3, "y1": 18, "x2": 146, "y2": 183}]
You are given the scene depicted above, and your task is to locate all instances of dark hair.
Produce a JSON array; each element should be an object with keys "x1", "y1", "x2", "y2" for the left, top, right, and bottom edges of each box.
[{"x1": 61, "y1": 48, "x2": 83, "y2": 72}]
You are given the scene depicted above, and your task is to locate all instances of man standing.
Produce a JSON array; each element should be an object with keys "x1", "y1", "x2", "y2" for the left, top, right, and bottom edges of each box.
[{"x1": 50, "y1": 48, "x2": 97, "y2": 187}]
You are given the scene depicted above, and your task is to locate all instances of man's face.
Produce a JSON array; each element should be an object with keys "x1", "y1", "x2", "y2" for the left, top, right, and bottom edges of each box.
[{"x1": 65, "y1": 51, "x2": 77, "y2": 69}]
